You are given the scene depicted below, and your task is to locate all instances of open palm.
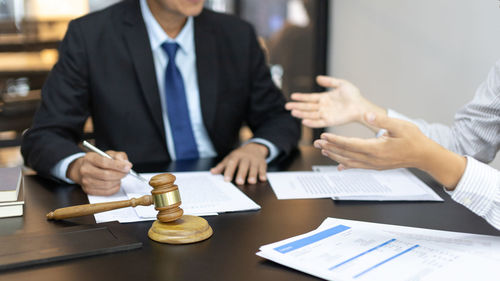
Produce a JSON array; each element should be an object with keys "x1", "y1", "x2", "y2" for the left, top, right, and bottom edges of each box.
[{"x1": 285, "y1": 76, "x2": 367, "y2": 128}]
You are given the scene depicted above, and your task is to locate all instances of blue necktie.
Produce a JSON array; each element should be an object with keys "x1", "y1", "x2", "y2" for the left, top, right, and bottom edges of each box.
[{"x1": 161, "y1": 42, "x2": 199, "y2": 160}]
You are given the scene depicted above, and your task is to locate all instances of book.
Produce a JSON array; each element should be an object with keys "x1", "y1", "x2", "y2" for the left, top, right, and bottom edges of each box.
[
  {"x1": 0, "y1": 166, "x2": 22, "y2": 202},
  {"x1": 0, "y1": 181, "x2": 23, "y2": 218}
]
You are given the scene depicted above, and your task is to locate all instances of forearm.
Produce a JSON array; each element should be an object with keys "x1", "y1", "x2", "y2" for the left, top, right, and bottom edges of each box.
[
  {"x1": 387, "y1": 109, "x2": 465, "y2": 155},
  {"x1": 416, "y1": 141, "x2": 467, "y2": 190}
]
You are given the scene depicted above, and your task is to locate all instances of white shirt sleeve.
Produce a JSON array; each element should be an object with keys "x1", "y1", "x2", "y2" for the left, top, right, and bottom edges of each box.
[
  {"x1": 50, "y1": 152, "x2": 86, "y2": 183},
  {"x1": 384, "y1": 60, "x2": 500, "y2": 231},
  {"x1": 386, "y1": 107, "x2": 500, "y2": 230},
  {"x1": 449, "y1": 156, "x2": 500, "y2": 230}
]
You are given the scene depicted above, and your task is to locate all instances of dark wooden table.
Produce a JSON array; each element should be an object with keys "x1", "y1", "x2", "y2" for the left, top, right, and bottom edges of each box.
[{"x1": 0, "y1": 146, "x2": 498, "y2": 281}]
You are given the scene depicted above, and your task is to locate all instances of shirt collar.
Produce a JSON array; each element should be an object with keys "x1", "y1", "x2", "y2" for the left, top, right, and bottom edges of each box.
[{"x1": 140, "y1": 0, "x2": 194, "y2": 55}]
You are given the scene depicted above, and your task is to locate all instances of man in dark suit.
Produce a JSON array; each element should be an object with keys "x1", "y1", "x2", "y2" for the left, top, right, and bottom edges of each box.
[{"x1": 21, "y1": 0, "x2": 300, "y2": 195}]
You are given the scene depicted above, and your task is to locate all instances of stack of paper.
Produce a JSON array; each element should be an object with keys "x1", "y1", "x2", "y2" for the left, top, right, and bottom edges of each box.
[
  {"x1": 88, "y1": 172, "x2": 260, "y2": 223},
  {"x1": 257, "y1": 218, "x2": 500, "y2": 281},
  {"x1": 267, "y1": 167, "x2": 442, "y2": 201}
]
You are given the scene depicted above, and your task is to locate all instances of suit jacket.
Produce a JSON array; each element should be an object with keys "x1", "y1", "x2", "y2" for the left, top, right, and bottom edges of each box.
[{"x1": 21, "y1": 0, "x2": 300, "y2": 177}]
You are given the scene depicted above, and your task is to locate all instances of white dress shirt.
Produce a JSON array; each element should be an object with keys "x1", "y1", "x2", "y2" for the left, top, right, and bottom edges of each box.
[
  {"x1": 50, "y1": 0, "x2": 279, "y2": 182},
  {"x1": 387, "y1": 60, "x2": 500, "y2": 230},
  {"x1": 140, "y1": 0, "x2": 216, "y2": 160}
]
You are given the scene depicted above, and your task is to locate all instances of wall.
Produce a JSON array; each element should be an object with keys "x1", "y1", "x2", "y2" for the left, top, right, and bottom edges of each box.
[
  {"x1": 328, "y1": 0, "x2": 500, "y2": 167},
  {"x1": 25, "y1": 0, "x2": 89, "y2": 19}
]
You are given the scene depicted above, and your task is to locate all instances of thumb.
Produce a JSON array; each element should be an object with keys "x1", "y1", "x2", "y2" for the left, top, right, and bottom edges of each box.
[
  {"x1": 364, "y1": 112, "x2": 404, "y2": 136},
  {"x1": 316, "y1": 75, "x2": 342, "y2": 88}
]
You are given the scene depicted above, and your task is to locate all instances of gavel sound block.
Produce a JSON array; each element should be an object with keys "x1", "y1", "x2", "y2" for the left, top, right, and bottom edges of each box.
[{"x1": 46, "y1": 173, "x2": 213, "y2": 244}]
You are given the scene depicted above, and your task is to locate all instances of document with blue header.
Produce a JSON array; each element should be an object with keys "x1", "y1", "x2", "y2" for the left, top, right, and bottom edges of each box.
[{"x1": 257, "y1": 218, "x2": 500, "y2": 281}]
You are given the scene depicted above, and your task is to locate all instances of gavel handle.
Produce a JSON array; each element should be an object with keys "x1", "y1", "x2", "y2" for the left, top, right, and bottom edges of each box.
[{"x1": 46, "y1": 195, "x2": 153, "y2": 220}]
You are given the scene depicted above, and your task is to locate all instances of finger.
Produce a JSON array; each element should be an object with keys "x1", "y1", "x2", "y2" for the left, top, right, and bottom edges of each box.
[
  {"x1": 210, "y1": 159, "x2": 227, "y2": 174},
  {"x1": 320, "y1": 147, "x2": 351, "y2": 164},
  {"x1": 81, "y1": 176, "x2": 121, "y2": 192},
  {"x1": 258, "y1": 161, "x2": 267, "y2": 181},
  {"x1": 286, "y1": 101, "x2": 320, "y2": 112},
  {"x1": 320, "y1": 133, "x2": 378, "y2": 154},
  {"x1": 321, "y1": 149, "x2": 375, "y2": 170},
  {"x1": 83, "y1": 183, "x2": 121, "y2": 196},
  {"x1": 85, "y1": 152, "x2": 131, "y2": 173},
  {"x1": 302, "y1": 119, "x2": 327, "y2": 128},
  {"x1": 83, "y1": 186, "x2": 120, "y2": 196},
  {"x1": 289, "y1": 93, "x2": 322, "y2": 103},
  {"x1": 291, "y1": 109, "x2": 321, "y2": 120},
  {"x1": 315, "y1": 139, "x2": 372, "y2": 162},
  {"x1": 235, "y1": 158, "x2": 250, "y2": 185},
  {"x1": 80, "y1": 162, "x2": 128, "y2": 181},
  {"x1": 247, "y1": 162, "x2": 259, "y2": 184},
  {"x1": 223, "y1": 157, "x2": 239, "y2": 182},
  {"x1": 364, "y1": 112, "x2": 405, "y2": 135},
  {"x1": 316, "y1": 75, "x2": 342, "y2": 88},
  {"x1": 107, "y1": 150, "x2": 129, "y2": 161}
]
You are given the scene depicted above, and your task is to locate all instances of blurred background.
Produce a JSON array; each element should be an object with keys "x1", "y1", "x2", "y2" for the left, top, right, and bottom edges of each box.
[
  {"x1": 0, "y1": 0, "x2": 327, "y2": 167},
  {"x1": 328, "y1": 0, "x2": 500, "y2": 169},
  {"x1": 0, "y1": 0, "x2": 499, "y2": 169}
]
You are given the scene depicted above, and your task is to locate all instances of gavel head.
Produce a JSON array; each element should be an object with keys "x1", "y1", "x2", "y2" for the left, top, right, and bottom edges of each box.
[{"x1": 149, "y1": 173, "x2": 184, "y2": 223}]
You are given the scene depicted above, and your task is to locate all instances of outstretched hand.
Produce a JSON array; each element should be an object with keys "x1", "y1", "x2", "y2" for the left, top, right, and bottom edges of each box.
[
  {"x1": 285, "y1": 76, "x2": 386, "y2": 130},
  {"x1": 314, "y1": 112, "x2": 428, "y2": 170},
  {"x1": 314, "y1": 112, "x2": 466, "y2": 189}
]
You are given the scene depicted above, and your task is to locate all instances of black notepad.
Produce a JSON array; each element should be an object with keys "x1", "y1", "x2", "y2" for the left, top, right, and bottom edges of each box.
[{"x1": 0, "y1": 224, "x2": 142, "y2": 271}]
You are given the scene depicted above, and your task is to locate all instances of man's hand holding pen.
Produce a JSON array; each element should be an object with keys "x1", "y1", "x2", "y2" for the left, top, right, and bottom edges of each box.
[{"x1": 67, "y1": 150, "x2": 132, "y2": 196}]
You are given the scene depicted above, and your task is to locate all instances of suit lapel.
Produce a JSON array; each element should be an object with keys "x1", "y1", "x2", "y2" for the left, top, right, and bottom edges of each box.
[
  {"x1": 194, "y1": 12, "x2": 219, "y2": 134},
  {"x1": 121, "y1": 1, "x2": 167, "y2": 145}
]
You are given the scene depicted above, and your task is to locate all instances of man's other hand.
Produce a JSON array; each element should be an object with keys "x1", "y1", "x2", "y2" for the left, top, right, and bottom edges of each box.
[{"x1": 210, "y1": 143, "x2": 268, "y2": 185}]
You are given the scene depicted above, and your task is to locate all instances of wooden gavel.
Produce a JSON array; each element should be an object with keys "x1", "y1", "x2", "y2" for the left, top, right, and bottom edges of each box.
[{"x1": 46, "y1": 173, "x2": 183, "y2": 223}]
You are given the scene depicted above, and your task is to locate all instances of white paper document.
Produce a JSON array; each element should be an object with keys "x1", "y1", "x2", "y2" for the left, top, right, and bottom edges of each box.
[
  {"x1": 88, "y1": 171, "x2": 260, "y2": 223},
  {"x1": 313, "y1": 166, "x2": 442, "y2": 201},
  {"x1": 326, "y1": 218, "x2": 500, "y2": 261},
  {"x1": 257, "y1": 218, "x2": 500, "y2": 281},
  {"x1": 267, "y1": 167, "x2": 442, "y2": 201}
]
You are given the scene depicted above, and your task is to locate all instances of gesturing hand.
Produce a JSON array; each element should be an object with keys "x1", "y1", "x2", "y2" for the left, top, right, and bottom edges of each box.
[
  {"x1": 210, "y1": 143, "x2": 268, "y2": 185},
  {"x1": 314, "y1": 112, "x2": 467, "y2": 188},
  {"x1": 285, "y1": 76, "x2": 386, "y2": 131},
  {"x1": 67, "y1": 150, "x2": 132, "y2": 196},
  {"x1": 314, "y1": 112, "x2": 430, "y2": 171}
]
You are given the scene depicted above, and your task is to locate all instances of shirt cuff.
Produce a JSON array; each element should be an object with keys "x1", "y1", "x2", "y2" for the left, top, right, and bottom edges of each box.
[
  {"x1": 387, "y1": 109, "x2": 415, "y2": 123},
  {"x1": 375, "y1": 109, "x2": 418, "y2": 137},
  {"x1": 375, "y1": 109, "x2": 405, "y2": 137},
  {"x1": 50, "y1": 152, "x2": 86, "y2": 184},
  {"x1": 245, "y1": 138, "x2": 280, "y2": 163},
  {"x1": 449, "y1": 156, "x2": 498, "y2": 217}
]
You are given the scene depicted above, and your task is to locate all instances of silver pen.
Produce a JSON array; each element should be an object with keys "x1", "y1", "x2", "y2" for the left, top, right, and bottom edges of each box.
[{"x1": 82, "y1": 140, "x2": 149, "y2": 183}]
